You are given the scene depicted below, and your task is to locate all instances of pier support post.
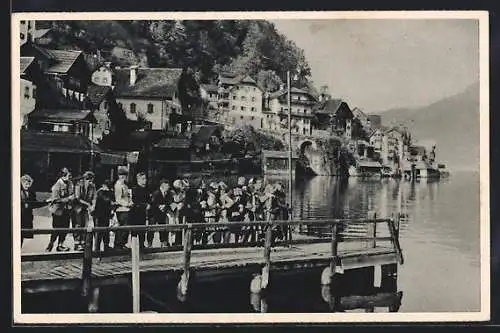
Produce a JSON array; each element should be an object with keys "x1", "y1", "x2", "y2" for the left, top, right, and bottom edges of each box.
[
  {"x1": 249, "y1": 224, "x2": 273, "y2": 294},
  {"x1": 131, "y1": 234, "x2": 141, "y2": 313},
  {"x1": 250, "y1": 292, "x2": 268, "y2": 313},
  {"x1": 367, "y1": 211, "x2": 377, "y2": 248},
  {"x1": 177, "y1": 227, "x2": 193, "y2": 302},
  {"x1": 87, "y1": 287, "x2": 100, "y2": 313},
  {"x1": 81, "y1": 225, "x2": 93, "y2": 298},
  {"x1": 380, "y1": 263, "x2": 398, "y2": 292}
]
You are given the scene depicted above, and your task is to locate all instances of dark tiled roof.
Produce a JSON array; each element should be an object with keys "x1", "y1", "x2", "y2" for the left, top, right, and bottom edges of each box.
[
  {"x1": 200, "y1": 84, "x2": 219, "y2": 93},
  {"x1": 352, "y1": 107, "x2": 367, "y2": 119},
  {"x1": 99, "y1": 151, "x2": 127, "y2": 165},
  {"x1": 21, "y1": 131, "x2": 99, "y2": 153},
  {"x1": 44, "y1": 49, "x2": 83, "y2": 74},
  {"x1": 313, "y1": 99, "x2": 343, "y2": 114},
  {"x1": 114, "y1": 68, "x2": 182, "y2": 99},
  {"x1": 20, "y1": 57, "x2": 35, "y2": 74},
  {"x1": 86, "y1": 85, "x2": 112, "y2": 106},
  {"x1": 155, "y1": 137, "x2": 191, "y2": 149},
  {"x1": 28, "y1": 109, "x2": 95, "y2": 122},
  {"x1": 269, "y1": 87, "x2": 312, "y2": 99}
]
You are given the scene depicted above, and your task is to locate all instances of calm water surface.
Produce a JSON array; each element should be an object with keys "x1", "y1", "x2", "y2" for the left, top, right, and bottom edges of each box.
[{"x1": 22, "y1": 171, "x2": 481, "y2": 313}]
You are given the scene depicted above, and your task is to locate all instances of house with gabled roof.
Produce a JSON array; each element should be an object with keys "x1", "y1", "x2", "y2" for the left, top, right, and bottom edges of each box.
[
  {"x1": 114, "y1": 66, "x2": 183, "y2": 131},
  {"x1": 263, "y1": 86, "x2": 317, "y2": 136},
  {"x1": 20, "y1": 43, "x2": 91, "y2": 106},
  {"x1": 215, "y1": 73, "x2": 264, "y2": 130},
  {"x1": 312, "y1": 98, "x2": 355, "y2": 139}
]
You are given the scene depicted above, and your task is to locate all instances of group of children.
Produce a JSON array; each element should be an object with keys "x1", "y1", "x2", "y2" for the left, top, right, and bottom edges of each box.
[{"x1": 20, "y1": 166, "x2": 292, "y2": 252}]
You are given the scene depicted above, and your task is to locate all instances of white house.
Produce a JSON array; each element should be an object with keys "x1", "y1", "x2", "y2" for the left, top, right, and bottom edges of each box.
[{"x1": 114, "y1": 66, "x2": 183, "y2": 130}]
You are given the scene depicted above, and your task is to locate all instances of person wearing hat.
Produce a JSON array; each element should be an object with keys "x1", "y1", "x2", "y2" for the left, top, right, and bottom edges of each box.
[
  {"x1": 93, "y1": 179, "x2": 114, "y2": 252},
  {"x1": 46, "y1": 167, "x2": 75, "y2": 252},
  {"x1": 20, "y1": 174, "x2": 48, "y2": 247},
  {"x1": 114, "y1": 166, "x2": 133, "y2": 249},
  {"x1": 72, "y1": 171, "x2": 96, "y2": 251}
]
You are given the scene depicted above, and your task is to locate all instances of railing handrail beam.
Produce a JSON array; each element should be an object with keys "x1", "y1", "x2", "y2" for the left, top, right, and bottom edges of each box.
[{"x1": 20, "y1": 218, "x2": 393, "y2": 235}]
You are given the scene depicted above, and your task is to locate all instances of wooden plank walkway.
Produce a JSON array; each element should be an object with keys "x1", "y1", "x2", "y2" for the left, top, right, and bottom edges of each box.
[{"x1": 22, "y1": 242, "x2": 397, "y2": 293}]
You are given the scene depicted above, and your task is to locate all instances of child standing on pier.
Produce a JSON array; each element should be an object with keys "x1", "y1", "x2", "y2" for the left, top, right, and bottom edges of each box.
[
  {"x1": 113, "y1": 167, "x2": 133, "y2": 249},
  {"x1": 92, "y1": 180, "x2": 114, "y2": 252}
]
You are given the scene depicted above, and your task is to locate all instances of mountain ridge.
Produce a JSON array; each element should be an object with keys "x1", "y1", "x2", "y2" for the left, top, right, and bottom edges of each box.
[{"x1": 376, "y1": 81, "x2": 480, "y2": 171}]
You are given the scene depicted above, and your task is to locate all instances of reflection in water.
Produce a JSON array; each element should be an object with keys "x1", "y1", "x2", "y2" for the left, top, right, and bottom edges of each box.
[{"x1": 292, "y1": 171, "x2": 480, "y2": 312}]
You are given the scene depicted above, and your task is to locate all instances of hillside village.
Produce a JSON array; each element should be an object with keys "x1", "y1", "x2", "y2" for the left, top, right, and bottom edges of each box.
[{"x1": 19, "y1": 20, "x2": 442, "y2": 190}]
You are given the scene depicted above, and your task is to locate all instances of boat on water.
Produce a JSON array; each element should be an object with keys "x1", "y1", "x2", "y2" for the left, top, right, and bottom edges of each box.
[{"x1": 437, "y1": 163, "x2": 450, "y2": 178}]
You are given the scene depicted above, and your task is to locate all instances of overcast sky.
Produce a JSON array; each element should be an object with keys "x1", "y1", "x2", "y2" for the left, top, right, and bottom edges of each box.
[{"x1": 270, "y1": 19, "x2": 479, "y2": 112}]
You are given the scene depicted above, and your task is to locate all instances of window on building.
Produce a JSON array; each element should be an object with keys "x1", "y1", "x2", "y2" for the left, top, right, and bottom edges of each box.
[
  {"x1": 130, "y1": 103, "x2": 136, "y2": 113},
  {"x1": 231, "y1": 105, "x2": 235, "y2": 110},
  {"x1": 147, "y1": 103, "x2": 154, "y2": 114},
  {"x1": 21, "y1": 21, "x2": 26, "y2": 25},
  {"x1": 241, "y1": 96, "x2": 246, "y2": 101},
  {"x1": 54, "y1": 124, "x2": 69, "y2": 132},
  {"x1": 251, "y1": 107, "x2": 255, "y2": 111},
  {"x1": 240, "y1": 116, "x2": 244, "y2": 120},
  {"x1": 303, "y1": 128, "x2": 307, "y2": 135},
  {"x1": 260, "y1": 118, "x2": 263, "y2": 128},
  {"x1": 251, "y1": 116, "x2": 255, "y2": 120},
  {"x1": 233, "y1": 96, "x2": 236, "y2": 100},
  {"x1": 251, "y1": 97, "x2": 255, "y2": 102},
  {"x1": 28, "y1": 21, "x2": 32, "y2": 29},
  {"x1": 241, "y1": 106, "x2": 246, "y2": 111},
  {"x1": 32, "y1": 87, "x2": 36, "y2": 99},
  {"x1": 103, "y1": 101, "x2": 108, "y2": 109},
  {"x1": 24, "y1": 86, "x2": 29, "y2": 98}
]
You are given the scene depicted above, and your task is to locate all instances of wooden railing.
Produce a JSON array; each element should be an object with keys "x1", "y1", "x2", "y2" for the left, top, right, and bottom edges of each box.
[{"x1": 21, "y1": 217, "x2": 403, "y2": 313}]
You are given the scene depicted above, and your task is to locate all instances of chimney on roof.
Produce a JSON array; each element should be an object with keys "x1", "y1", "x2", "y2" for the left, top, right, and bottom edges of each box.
[{"x1": 129, "y1": 65, "x2": 138, "y2": 86}]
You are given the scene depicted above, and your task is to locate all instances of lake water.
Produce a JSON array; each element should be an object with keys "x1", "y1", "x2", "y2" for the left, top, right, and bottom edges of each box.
[{"x1": 22, "y1": 171, "x2": 481, "y2": 314}]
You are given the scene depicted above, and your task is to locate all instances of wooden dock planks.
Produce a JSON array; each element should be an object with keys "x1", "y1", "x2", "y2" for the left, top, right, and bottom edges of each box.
[{"x1": 21, "y1": 242, "x2": 397, "y2": 294}]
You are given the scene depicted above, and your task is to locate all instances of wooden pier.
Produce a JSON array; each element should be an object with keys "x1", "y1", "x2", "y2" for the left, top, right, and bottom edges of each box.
[{"x1": 21, "y1": 217, "x2": 403, "y2": 313}]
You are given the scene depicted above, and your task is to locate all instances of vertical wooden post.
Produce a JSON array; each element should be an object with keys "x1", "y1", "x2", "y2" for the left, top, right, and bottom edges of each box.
[
  {"x1": 367, "y1": 211, "x2": 377, "y2": 248},
  {"x1": 329, "y1": 222, "x2": 338, "y2": 283},
  {"x1": 178, "y1": 226, "x2": 193, "y2": 298},
  {"x1": 387, "y1": 218, "x2": 404, "y2": 265},
  {"x1": 261, "y1": 223, "x2": 273, "y2": 291},
  {"x1": 394, "y1": 213, "x2": 401, "y2": 239},
  {"x1": 81, "y1": 225, "x2": 93, "y2": 298},
  {"x1": 131, "y1": 234, "x2": 140, "y2": 313}
]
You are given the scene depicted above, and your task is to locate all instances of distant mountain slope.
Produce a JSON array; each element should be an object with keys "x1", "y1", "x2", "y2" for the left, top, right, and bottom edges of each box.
[{"x1": 378, "y1": 82, "x2": 480, "y2": 171}]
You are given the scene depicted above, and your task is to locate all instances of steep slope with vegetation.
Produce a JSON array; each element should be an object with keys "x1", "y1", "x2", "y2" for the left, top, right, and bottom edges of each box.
[{"x1": 38, "y1": 20, "x2": 314, "y2": 93}]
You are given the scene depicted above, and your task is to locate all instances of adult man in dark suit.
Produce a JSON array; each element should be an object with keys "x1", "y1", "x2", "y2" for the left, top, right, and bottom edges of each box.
[{"x1": 147, "y1": 179, "x2": 172, "y2": 248}]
